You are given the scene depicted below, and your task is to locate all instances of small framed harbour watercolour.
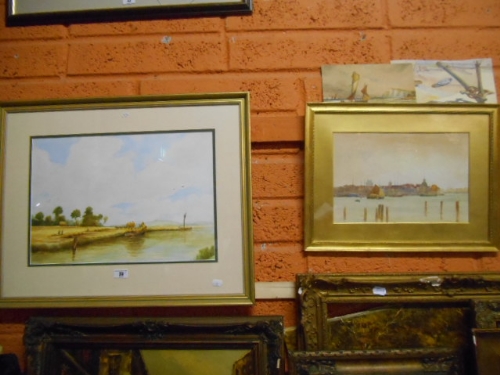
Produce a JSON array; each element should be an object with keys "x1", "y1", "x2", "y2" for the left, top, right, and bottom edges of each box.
[
  {"x1": 0, "y1": 93, "x2": 254, "y2": 307},
  {"x1": 304, "y1": 103, "x2": 500, "y2": 252}
]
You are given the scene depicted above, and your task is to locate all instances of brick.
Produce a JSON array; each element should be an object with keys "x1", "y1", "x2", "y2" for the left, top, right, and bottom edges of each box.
[
  {"x1": 227, "y1": 0, "x2": 385, "y2": 31},
  {"x1": 252, "y1": 152, "x2": 304, "y2": 198},
  {"x1": 249, "y1": 300, "x2": 298, "y2": 327},
  {"x1": 253, "y1": 199, "x2": 303, "y2": 242},
  {"x1": 480, "y1": 255, "x2": 500, "y2": 271},
  {"x1": 0, "y1": 80, "x2": 138, "y2": 101},
  {"x1": 0, "y1": 6, "x2": 67, "y2": 40},
  {"x1": 141, "y1": 74, "x2": 302, "y2": 112},
  {"x1": 0, "y1": 324, "x2": 25, "y2": 369},
  {"x1": 0, "y1": 42, "x2": 66, "y2": 78},
  {"x1": 306, "y1": 254, "x2": 451, "y2": 274},
  {"x1": 441, "y1": 257, "x2": 481, "y2": 272},
  {"x1": 254, "y1": 244, "x2": 307, "y2": 282},
  {"x1": 70, "y1": 18, "x2": 221, "y2": 36},
  {"x1": 252, "y1": 114, "x2": 305, "y2": 142},
  {"x1": 229, "y1": 31, "x2": 390, "y2": 71},
  {"x1": 389, "y1": 0, "x2": 500, "y2": 27},
  {"x1": 68, "y1": 35, "x2": 226, "y2": 75},
  {"x1": 304, "y1": 76, "x2": 323, "y2": 105},
  {"x1": 392, "y1": 29, "x2": 500, "y2": 63}
]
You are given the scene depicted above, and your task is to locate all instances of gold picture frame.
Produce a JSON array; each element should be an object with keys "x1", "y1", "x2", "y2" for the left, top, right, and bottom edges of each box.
[
  {"x1": 7, "y1": 0, "x2": 253, "y2": 26},
  {"x1": 305, "y1": 103, "x2": 500, "y2": 252},
  {"x1": 24, "y1": 316, "x2": 285, "y2": 375},
  {"x1": 296, "y1": 272, "x2": 500, "y2": 373},
  {"x1": 0, "y1": 93, "x2": 254, "y2": 307},
  {"x1": 288, "y1": 348, "x2": 462, "y2": 375}
]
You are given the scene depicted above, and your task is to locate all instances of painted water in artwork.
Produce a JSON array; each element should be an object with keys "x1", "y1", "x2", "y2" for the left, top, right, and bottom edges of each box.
[
  {"x1": 29, "y1": 131, "x2": 217, "y2": 266},
  {"x1": 333, "y1": 133, "x2": 469, "y2": 224}
]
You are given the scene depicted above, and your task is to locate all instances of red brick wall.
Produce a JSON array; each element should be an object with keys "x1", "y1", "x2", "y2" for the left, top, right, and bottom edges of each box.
[{"x1": 1, "y1": 0, "x2": 500, "y2": 368}]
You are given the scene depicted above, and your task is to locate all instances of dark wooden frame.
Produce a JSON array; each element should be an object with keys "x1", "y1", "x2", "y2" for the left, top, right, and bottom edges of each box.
[
  {"x1": 24, "y1": 316, "x2": 285, "y2": 375},
  {"x1": 7, "y1": 0, "x2": 253, "y2": 26}
]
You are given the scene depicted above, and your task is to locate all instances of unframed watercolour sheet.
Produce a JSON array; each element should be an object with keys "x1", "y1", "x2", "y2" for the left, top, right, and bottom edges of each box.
[
  {"x1": 392, "y1": 58, "x2": 497, "y2": 104},
  {"x1": 321, "y1": 63, "x2": 416, "y2": 103}
]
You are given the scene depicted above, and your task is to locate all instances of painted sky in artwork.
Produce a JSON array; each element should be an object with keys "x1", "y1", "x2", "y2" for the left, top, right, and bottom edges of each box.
[
  {"x1": 333, "y1": 133, "x2": 469, "y2": 190},
  {"x1": 30, "y1": 131, "x2": 215, "y2": 226}
]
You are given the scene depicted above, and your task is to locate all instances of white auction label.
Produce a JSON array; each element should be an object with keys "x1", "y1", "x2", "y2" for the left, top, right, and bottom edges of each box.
[
  {"x1": 123, "y1": 0, "x2": 136, "y2": 5},
  {"x1": 212, "y1": 279, "x2": 223, "y2": 287},
  {"x1": 372, "y1": 286, "x2": 387, "y2": 296},
  {"x1": 114, "y1": 269, "x2": 129, "y2": 279}
]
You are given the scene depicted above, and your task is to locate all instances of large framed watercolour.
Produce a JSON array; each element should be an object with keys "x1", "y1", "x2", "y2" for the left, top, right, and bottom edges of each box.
[
  {"x1": 0, "y1": 92, "x2": 254, "y2": 307},
  {"x1": 24, "y1": 316, "x2": 285, "y2": 375},
  {"x1": 7, "y1": 0, "x2": 253, "y2": 26},
  {"x1": 305, "y1": 103, "x2": 500, "y2": 252}
]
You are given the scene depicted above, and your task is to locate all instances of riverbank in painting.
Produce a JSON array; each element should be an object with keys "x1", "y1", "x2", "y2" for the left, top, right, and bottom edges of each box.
[{"x1": 30, "y1": 225, "x2": 215, "y2": 265}]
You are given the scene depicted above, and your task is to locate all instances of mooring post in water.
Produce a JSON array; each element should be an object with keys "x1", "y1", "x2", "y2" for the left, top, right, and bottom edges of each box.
[
  {"x1": 456, "y1": 201, "x2": 460, "y2": 222},
  {"x1": 424, "y1": 201, "x2": 428, "y2": 216},
  {"x1": 364, "y1": 207, "x2": 367, "y2": 222},
  {"x1": 343, "y1": 207, "x2": 347, "y2": 221},
  {"x1": 376, "y1": 204, "x2": 384, "y2": 222},
  {"x1": 386, "y1": 206, "x2": 389, "y2": 222},
  {"x1": 440, "y1": 201, "x2": 444, "y2": 220}
]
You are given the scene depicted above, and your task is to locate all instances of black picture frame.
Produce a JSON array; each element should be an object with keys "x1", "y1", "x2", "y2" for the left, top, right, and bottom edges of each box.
[
  {"x1": 7, "y1": 0, "x2": 253, "y2": 26},
  {"x1": 24, "y1": 316, "x2": 285, "y2": 375}
]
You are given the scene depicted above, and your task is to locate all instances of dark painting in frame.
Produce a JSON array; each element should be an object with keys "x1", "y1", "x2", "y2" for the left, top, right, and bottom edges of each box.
[
  {"x1": 296, "y1": 273, "x2": 500, "y2": 375},
  {"x1": 24, "y1": 316, "x2": 285, "y2": 375}
]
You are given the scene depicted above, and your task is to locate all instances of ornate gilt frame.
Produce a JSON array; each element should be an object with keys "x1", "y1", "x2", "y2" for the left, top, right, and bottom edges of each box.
[
  {"x1": 288, "y1": 348, "x2": 462, "y2": 375},
  {"x1": 296, "y1": 273, "x2": 500, "y2": 351}
]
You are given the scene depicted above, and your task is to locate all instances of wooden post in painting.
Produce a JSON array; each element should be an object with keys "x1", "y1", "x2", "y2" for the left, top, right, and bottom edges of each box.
[
  {"x1": 440, "y1": 201, "x2": 444, "y2": 220},
  {"x1": 364, "y1": 207, "x2": 367, "y2": 222},
  {"x1": 424, "y1": 201, "x2": 428, "y2": 217},
  {"x1": 343, "y1": 207, "x2": 347, "y2": 221},
  {"x1": 377, "y1": 204, "x2": 384, "y2": 222},
  {"x1": 456, "y1": 201, "x2": 460, "y2": 222},
  {"x1": 386, "y1": 206, "x2": 389, "y2": 222}
]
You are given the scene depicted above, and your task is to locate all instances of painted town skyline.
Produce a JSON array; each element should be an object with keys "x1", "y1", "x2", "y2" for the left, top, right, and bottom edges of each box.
[{"x1": 333, "y1": 133, "x2": 469, "y2": 191}]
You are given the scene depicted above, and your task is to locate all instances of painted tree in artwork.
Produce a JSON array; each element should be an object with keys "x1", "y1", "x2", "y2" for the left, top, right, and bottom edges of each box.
[
  {"x1": 82, "y1": 206, "x2": 95, "y2": 226},
  {"x1": 53, "y1": 206, "x2": 63, "y2": 223},
  {"x1": 71, "y1": 209, "x2": 81, "y2": 225},
  {"x1": 32, "y1": 212, "x2": 45, "y2": 226}
]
